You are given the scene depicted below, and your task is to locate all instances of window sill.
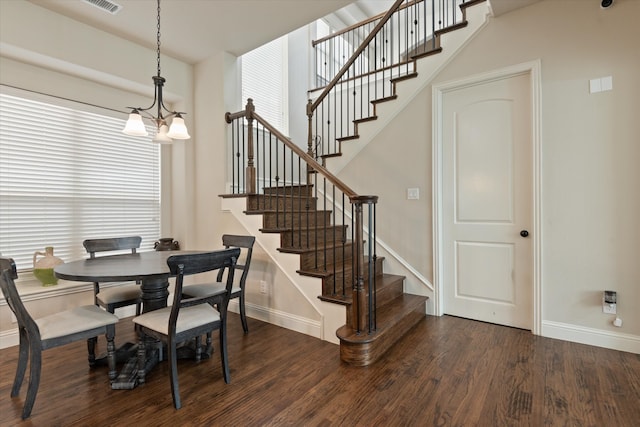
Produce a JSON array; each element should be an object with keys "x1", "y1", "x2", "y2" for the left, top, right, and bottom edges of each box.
[{"x1": 1, "y1": 272, "x2": 93, "y2": 304}]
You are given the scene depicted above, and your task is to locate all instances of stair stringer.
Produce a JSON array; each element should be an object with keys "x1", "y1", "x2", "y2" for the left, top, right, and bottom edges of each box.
[
  {"x1": 221, "y1": 196, "x2": 345, "y2": 345},
  {"x1": 320, "y1": 2, "x2": 490, "y2": 174}
]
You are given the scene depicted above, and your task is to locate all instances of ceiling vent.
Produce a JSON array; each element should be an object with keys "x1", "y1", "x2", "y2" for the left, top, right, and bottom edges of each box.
[{"x1": 81, "y1": 0, "x2": 122, "y2": 15}]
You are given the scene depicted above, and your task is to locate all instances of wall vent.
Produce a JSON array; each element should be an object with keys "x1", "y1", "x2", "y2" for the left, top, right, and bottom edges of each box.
[{"x1": 81, "y1": 0, "x2": 122, "y2": 15}]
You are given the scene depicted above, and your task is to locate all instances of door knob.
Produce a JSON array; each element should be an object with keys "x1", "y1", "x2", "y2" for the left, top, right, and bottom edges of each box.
[{"x1": 520, "y1": 230, "x2": 529, "y2": 237}]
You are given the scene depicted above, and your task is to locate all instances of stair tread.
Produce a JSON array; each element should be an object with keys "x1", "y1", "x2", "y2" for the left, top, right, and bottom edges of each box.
[
  {"x1": 246, "y1": 206, "x2": 319, "y2": 214},
  {"x1": 336, "y1": 134, "x2": 360, "y2": 142},
  {"x1": 220, "y1": 193, "x2": 252, "y2": 198},
  {"x1": 297, "y1": 256, "x2": 387, "y2": 277},
  {"x1": 248, "y1": 193, "x2": 317, "y2": 198},
  {"x1": 276, "y1": 224, "x2": 347, "y2": 232},
  {"x1": 390, "y1": 72, "x2": 418, "y2": 83},
  {"x1": 354, "y1": 116, "x2": 378, "y2": 124},
  {"x1": 319, "y1": 152, "x2": 342, "y2": 159},
  {"x1": 317, "y1": 273, "x2": 403, "y2": 304},
  {"x1": 260, "y1": 209, "x2": 332, "y2": 214},
  {"x1": 278, "y1": 240, "x2": 354, "y2": 255},
  {"x1": 411, "y1": 46, "x2": 443, "y2": 60},
  {"x1": 371, "y1": 95, "x2": 398, "y2": 104},
  {"x1": 262, "y1": 184, "x2": 313, "y2": 190},
  {"x1": 434, "y1": 21, "x2": 468, "y2": 36},
  {"x1": 336, "y1": 293, "x2": 427, "y2": 344}
]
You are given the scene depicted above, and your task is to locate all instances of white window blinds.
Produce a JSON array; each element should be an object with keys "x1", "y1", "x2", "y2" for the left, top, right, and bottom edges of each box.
[
  {"x1": 0, "y1": 92, "x2": 160, "y2": 272},
  {"x1": 241, "y1": 35, "x2": 289, "y2": 134}
]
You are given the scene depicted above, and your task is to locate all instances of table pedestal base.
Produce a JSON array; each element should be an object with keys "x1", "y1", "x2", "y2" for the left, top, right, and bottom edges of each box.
[{"x1": 109, "y1": 340, "x2": 209, "y2": 390}]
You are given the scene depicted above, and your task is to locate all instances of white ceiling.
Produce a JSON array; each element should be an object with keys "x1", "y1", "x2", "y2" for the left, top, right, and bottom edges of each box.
[
  {"x1": 26, "y1": 0, "x2": 393, "y2": 64},
  {"x1": 488, "y1": 0, "x2": 541, "y2": 17},
  {"x1": 24, "y1": 0, "x2": 539, "y2": 65}
]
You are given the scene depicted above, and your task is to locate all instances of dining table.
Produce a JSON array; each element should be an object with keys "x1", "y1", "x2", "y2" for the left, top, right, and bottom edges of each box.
[{"x1": 54, "y1": 250, "x2": 208, "y2": 389}]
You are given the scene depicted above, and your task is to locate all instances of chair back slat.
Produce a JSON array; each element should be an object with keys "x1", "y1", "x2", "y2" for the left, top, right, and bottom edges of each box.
[
  {"x1": 167, "y1": 248, "x2": 240, "y2": 278},
  {"x1": 83, "y1": 236, "x2": 142, "y2": 258}
]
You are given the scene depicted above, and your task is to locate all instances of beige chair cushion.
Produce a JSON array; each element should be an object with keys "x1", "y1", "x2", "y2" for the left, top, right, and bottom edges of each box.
[
  {"x1": 36, "y1": 305, "x2": 119, "y2": 340},
  {"x1": 182, "y1": 282, "x2": 240, "y2": 297},
  {"x1": 132, "y1": 304, "x2": 220, "y2": 335},
  {"x1": 96, "y1": 283, "x2": 140, "y2": 305}
]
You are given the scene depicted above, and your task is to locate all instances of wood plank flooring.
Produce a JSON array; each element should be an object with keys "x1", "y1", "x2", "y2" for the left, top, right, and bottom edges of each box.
[{"x1": 1, "y1": 314, "x2": 638, "y2": 426}]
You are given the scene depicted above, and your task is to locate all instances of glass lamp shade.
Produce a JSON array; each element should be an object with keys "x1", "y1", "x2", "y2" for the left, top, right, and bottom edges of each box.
[
  {"x1": 166, "y1": 115, "x2": 191, "y2": 140},
  {"x1": 152, "y1": 124, "x2": 173, "y2": 144},
  {"x1": 122, "y1": 111, "x2": 149, "y2": 136}
]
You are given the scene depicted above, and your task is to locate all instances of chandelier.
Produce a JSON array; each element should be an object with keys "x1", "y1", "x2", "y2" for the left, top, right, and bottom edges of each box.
[{"x1": 122, "y1": 0, "x2": 190, "y2": 143}]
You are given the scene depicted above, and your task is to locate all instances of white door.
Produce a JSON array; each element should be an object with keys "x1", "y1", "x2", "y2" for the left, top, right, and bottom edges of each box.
[{"x1": 441, "y1": 72, "x2": 533, "y2": 329}]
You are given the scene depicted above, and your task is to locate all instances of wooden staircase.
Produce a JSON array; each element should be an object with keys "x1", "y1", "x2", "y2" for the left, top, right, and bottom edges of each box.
[
  {"x1": 223, "y1": 0, "x2": 487, "y2": 366},
  {"x1": 228, "y1": 183, "x2": 427, "y2": 366}
]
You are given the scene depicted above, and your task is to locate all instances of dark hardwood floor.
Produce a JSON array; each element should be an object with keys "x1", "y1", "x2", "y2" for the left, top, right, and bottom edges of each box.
[{"x1": 1, "y1": 313, "x2": 638, "y2": 426}]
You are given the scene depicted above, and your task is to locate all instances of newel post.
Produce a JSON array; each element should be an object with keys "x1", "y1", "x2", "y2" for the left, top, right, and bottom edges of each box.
[
  {"x1": 245, "y1": 99, "x2": 256, "y2": 194},
  {"x1": 306, "y1": 99, "x2": 314, "y2": 157},
  {"x1": 350, "y1": 195, "x2": 378, "y2": 334},
  {"x1": 305, "y1": 99, "x2": 317, "y2": 179}
]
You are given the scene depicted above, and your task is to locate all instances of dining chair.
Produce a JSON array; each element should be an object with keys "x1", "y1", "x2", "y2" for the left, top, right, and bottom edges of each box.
[
  {"x1": 132, "y1": 248, "x2": 240, "y2": 409},
  {"x1": 182, "y1": 234, "x2": 255, "y2": 333},
  {"x1": 0, "y1": 256, "x2": 119, "y2": 420},
  {"x1": 83, "y1": 236, "x2": 143, "y2": 316}
]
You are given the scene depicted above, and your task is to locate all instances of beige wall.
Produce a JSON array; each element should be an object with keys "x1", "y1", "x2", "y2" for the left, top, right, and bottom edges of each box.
[{"x1": 338, "y1": 0, "x2": 640, "y2": 342}]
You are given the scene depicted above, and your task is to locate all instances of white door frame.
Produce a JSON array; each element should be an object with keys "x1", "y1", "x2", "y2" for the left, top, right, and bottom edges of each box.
[{"x1": 432, "y1": 60, "x2": 542, "y2": 335}]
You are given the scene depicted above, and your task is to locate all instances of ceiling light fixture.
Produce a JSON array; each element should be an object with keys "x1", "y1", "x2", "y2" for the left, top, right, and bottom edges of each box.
[{"x1": 122, "y1": 0, "x2": 190, "y2": 143}]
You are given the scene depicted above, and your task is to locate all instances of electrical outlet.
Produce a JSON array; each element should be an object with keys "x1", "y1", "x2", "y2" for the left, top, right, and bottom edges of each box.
[{"x1": 260, "y1": 280, "x2": 268, "y2": 294}]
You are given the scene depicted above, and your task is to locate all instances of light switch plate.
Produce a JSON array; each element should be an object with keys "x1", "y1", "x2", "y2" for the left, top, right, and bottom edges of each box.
[{"x1": 407, "y1": 188, "x2": 419, "y2": 200}]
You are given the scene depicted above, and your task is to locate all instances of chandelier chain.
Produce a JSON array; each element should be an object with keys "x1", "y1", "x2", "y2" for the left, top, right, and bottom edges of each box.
[{"x1": 156, "y1": 0, "x2": 161, "y2": 77}]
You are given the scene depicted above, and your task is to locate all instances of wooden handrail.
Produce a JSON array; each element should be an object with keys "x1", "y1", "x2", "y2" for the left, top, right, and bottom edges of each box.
[
  {"x1": 252, "y1": 111, "x2": 360, "y2": 200},
  {"x1": 308, "y1": 59, "x2": 417, "y2": 96},
  {"x1": 312, "y1": 0, "x2": 421, "y2": 47},
  {"x1": 227, "y1": 100, "x2": 361, "y2": 200},
  {"x1": 310, "y1": 0, "x2": 406, "y2": 111}
]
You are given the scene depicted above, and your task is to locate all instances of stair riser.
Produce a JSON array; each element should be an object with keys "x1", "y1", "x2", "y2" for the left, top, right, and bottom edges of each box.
[
  {"x1": 299, "y1": 244, "x2": 353, "y2": 271},
  {"x1": 247, "y1": 195, "x2": 317, "y2": 212},
  {"x1": 263, "y1": 185, "x2": 313, "y2": 197},
  {"x1": 263, "y1": 211, "x2": 332, "y2": 229},
  {"x1": 322, "y1": 257, "x2": 385, "y2": 296},
  {"x1": 279, "y1": 226, "x2": 347, "y2": 249},
  {"x1": 374, "y1": 278, "x2": 404, "y2": 307}
]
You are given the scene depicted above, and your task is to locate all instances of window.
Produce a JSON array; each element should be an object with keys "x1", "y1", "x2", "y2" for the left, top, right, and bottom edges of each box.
[
  {"x1": 313, "y1": 19, "x2": 360, "y2": 89},
  {"x1": 0, "y1": 91, "x2": 160, "y2": 272},
  {"x1": 241, "y1": 35, "x2": 289, "y2": 134}
]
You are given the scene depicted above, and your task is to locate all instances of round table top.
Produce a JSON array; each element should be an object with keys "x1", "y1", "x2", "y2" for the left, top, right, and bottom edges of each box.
[{"x1": 54, "y1": 250, "x2": 204, "y2": 283}]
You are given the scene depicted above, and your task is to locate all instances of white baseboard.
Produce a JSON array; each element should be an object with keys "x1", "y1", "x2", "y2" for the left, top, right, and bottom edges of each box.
[
  {"x1": 0, "y1": 328, "x2": 19, "y2": 349},
  {"x1": 228, "y1": 300, "x2": 324, "y2": 341},
  {"x1": 542, "y1": 320, "x2": 640, "y2": 354}
]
